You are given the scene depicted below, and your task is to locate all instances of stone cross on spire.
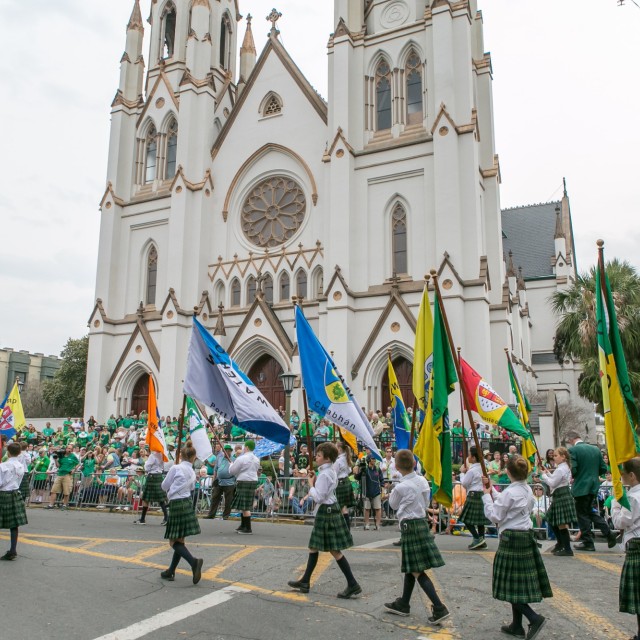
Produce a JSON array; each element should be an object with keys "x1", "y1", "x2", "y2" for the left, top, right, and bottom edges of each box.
[{"x1": 267, "y1": 8, "x2": 282, "y2": 35}]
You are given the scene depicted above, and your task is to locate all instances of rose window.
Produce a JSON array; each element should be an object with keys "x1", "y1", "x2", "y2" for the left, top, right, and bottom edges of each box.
[{"x1": 241, "y1": 176, "x2": 306, "y2": 248}]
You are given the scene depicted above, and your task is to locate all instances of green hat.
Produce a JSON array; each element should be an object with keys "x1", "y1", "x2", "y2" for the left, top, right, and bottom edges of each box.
[
  {"x1": 245, "y1": 439, "x2": 255, "y2": 451},
  {"x1": 223, "y1": 444, "x2": 233, "y2": 451}
]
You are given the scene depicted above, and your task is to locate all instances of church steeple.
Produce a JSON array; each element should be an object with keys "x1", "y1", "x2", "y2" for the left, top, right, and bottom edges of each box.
[
  {"x1": 239, "y1": 14, "x2": 256, "y2": 88},
  {"x1": 127, "y1": 0, "x2": 143, "y2": 33},
  {"x1": 115, "y1": 0, "x2": 145, "y2": 106}
]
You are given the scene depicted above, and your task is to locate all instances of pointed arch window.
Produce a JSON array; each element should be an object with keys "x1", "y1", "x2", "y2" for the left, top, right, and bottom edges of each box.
[
  {"x1": 406, "y1": 52, "x2": 423, "y2": 125},
  {"x1": 313, "y1": 268, "x2": 324, "y2": 299},
  {"x1": 213, "y1": 281, "x2": 225, "y2": 308},
  {"x1": 146, "y1": 245, "x2": 158, "y2": 305},
  {"x1": 376, "y1": 60, "x2": 392, "y2": 131},
  {"x1": 279, "y1": 273, "x2": 290, "y2": 302},
  {"x1": 161, "y1": 3, "x2": 177, "y2": 60},
  {"x1": 263, "y1": 274, "x2": 274, "y2": 304},
  {"x1": 392, "y1": 204, "x2": 408, "y2": 275},
  {"x1": 231, "y1": 279, "x2": 241, "y2": 307},
  {"x1": 166, "y1": 119, "x2": 178, "y2": 179},
  {"x1": 220, "y1": 14, "x2": 232, "y2": 70},
  {"x1": 246, "y1": 276, "x2": 257, "y2": 304},
  {"x1": 296, "y1": 270, "x2": 308, "y2": 299},
  {"x1": 145, "y1": 126, "x2": 158, "y2": 183},
  {"x1": 263, "y1": 94, "x2": 282, "y2": 116}
]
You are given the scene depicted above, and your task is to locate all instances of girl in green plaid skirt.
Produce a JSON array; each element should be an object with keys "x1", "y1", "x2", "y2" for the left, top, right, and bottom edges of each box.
[
  {"x1": 483, "y1": 455, "x2": 551, "y2": 640},
  {"x1": 460, "y1": 447, "x2": 491, "y2": 550},
  {"x1": 159, "y1": 446, "x2": 203, "y2": 584},
  {"x1": 541, "y1": 447, "x2": 577, "y2": 557},
  {"x1": 288, "y1": 442, "x2": 362, "y2": 599},
  {"x1": 611, "y1": 457, "x2": 640, "y2": 640},
  {"x1": 383, "y1": 449, "x2": 449, "y2": 624},
  {"x1": 0, "y1": 443, "x2": 28, "y2": 561},
  {"x1": 333, "y1": 441, "x2": 355, "y2": 529}
]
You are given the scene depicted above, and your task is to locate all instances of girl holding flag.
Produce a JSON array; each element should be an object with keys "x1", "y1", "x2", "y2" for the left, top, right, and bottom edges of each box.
[{"x1": 333, "y1": 440, "x2": 354, "y2": 529}]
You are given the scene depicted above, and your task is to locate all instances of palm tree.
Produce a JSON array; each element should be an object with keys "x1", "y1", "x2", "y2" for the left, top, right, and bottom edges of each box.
[{"x1": 551, "y1": 259, "x2": 640, "y2": 410}]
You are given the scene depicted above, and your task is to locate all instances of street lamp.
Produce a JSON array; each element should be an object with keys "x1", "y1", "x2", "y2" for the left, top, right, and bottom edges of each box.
[
  {"x1": 16, "y1": 377, "x2": 24, "y2": 393},
  {"x1": 279, "y1": 371, "x2": 296, "y2": 478}
]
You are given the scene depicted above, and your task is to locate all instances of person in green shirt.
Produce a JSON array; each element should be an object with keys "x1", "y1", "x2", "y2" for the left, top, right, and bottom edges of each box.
[
  {"x1": 106, "y1": 415, "x2": 117, "y2": 434},
  {"x1": 42, "y1": 422, "x2": 55, "y2": 441},
  {"x1": 122, "y1": 416, "x2": 134, "y2": 429},
  {"x1": 63, "y1": 418, "x2": 72, "y2": 432},
  {"x1": 32, "y1": 450, "x2": 51, "y2": 503},
  {"x1": 47, "y1": 445, "x2": 80, "y2": 509}
]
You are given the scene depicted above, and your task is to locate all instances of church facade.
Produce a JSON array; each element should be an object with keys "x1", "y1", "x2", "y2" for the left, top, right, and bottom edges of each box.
[{"x1": 85, "y1": 0, "x2": 581, "y2": 442}]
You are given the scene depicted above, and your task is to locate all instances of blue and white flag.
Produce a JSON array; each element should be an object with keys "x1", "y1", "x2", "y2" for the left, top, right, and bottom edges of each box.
[
  {"x1": 295, "y1": 306, "x2": 381, "y2": 460},
  {"x1": 184, "y1": 318, "x2": 291, "y2": 446},
  {"x1": 253, "y1": 434, "x2": 297, "y2": 460}
]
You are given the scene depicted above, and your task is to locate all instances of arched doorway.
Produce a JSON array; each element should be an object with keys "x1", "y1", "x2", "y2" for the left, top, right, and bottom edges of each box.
[
  {"x1": 247, "y1": 354, "x2": 285, "y2": 411},
  {"x1": 380, "y1": 357, "x2": 414, "y2": 414},
  {"x1": 131, "y1": 374, "x2": 149, "y2": 416}
]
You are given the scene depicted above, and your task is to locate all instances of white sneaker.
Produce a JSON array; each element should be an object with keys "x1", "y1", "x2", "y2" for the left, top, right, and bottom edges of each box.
[{"x1": 363, "y1": 524, "x2": 370, "y2": 531}]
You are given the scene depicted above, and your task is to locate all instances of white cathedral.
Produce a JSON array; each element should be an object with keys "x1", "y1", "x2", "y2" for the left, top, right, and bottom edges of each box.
[{"x1": 85, "y1": 0, "x2": 586, "y2": 449}]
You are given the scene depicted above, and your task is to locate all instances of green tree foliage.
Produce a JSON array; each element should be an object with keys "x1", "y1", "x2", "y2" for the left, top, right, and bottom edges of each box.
[
  {"x1": 43, "y1": 336, "x2": 89, "y2": 417},
  {"x1": 551, "y1": 259, "x2": 640, "y2": 410}
]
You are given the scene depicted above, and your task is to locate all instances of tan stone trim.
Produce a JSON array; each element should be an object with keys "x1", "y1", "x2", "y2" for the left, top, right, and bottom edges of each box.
[
  {"x1": 159, "y1": 288, "x2": 194, "y2": 318},
  {"x1": 322, "y1": 127, "x2": 356, "y2": 163},
  {"x1": 480, "y1": 154, "x2": 501, "y2": 181},
  {"x1": 111, "y1": 90, "x2": 143, "y2": 110},
  {"x1": 221, "y1": 143, "x2": 318, "y2": 221},
  {"x1": 169, "y1": 166, "x2": 214, "y2": 193},
  {"x1": 136, "y1": 69, "x2": 180, "y2": 128},
  {"x1": 99, "y1": 182, "x2": 125, "y2": 210},
  {"x1": 430, "y1": 103, "x2": 479, "y2": 138}
]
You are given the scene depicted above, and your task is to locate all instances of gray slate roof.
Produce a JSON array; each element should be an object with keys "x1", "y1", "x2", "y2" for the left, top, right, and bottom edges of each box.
[{"x1": 501, "y1": 201, "x2": 560, "y2": 279}]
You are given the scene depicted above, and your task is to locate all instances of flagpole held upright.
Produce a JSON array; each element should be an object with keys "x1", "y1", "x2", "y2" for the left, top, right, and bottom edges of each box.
[
  {"x1": 302, "y1": 388, "x2": 314, "y2": 468},
  {"x1": 430, "y1": 270, "x2": 488, "y2": 479},
  {"x1": 457, "y1": 347, "x2": 468, "y2": 463},
  {"x1": 408, "y1": 397, "x2": 419, "y2": 452},
  {"x1": 175, "y1": 393, "x2": 187, "y2": 464}
]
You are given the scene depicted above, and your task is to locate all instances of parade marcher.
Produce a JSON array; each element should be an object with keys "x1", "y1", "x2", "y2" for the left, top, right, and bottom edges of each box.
[
  {"x1": 540, "y1": 447, "x2": 578, "y2": 556},
  {"x1": 204, "y1": 444, "x2": 236, "y2": 520},
  {"x1": 134, "y1": 450, "x2": 169, "y2": 525},
  {"x1": 17, "y1": 442, "x2": 31, "y2": 502},
  {"x1": 483, "y1": 455, "x2": 552, "y2": 640},
  {"x1": 383, "y1": 449, "x2": 448, "y2": 623},
  {"x1": 0, "y1": 443, "x2": 28, "y2": 560},
  {"x1": 288, "y1": 442, "x2": 362, "y2": 599},
  {"x1": 229, "y1": 440, "x2": 260, "y2": 535},
  {"x1": 459, "y1": 447, "x2": 491, "y2": 549},
  {"x1": 611, "y1": 457, "x2": 640, "y2": 640},
  {"x1": 333, "y1": 441, "x2": 354, "y2": 529},
  {"x1": 565, "y1": 430, "x2": 617, "y2": 551},
  {"x1": 160, "y1": 445, "x2": 203, "y2": 584}
]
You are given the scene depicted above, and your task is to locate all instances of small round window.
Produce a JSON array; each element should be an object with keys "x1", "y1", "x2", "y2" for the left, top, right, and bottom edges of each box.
[{"x1": 241, "y1": 176, "x2": 306, "y2": 248}]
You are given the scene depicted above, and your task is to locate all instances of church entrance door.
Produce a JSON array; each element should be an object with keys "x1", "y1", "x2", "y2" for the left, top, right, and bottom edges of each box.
[
  {"x1": 247, "y1": 355, "x2": 285, "y2": 413},
  {"x1": 131, "y1": 374, "x2": 149, "y2": 416},
  {"x1": 380, "y1": 357, "x2": 414, "y2": 414}
]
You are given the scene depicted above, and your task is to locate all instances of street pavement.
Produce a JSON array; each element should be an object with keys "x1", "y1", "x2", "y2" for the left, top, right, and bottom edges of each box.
[{"x1": 0, "y1": 509, "x2": 634, "y2": 640}]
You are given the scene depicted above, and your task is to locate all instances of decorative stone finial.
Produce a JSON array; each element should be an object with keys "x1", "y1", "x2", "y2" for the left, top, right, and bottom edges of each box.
[
  {"x1": 267, "y1": 8, "x2": 282, "y2": 35},
  {"x1": 506, "y1": 250, "x2": 516, "y2": 277},
  {"x1": 554, "y1": 205, "x2": 565, "y2": 240},
  {"x1": 127, "y1": 0, "x2": 144, "y2": 33}
]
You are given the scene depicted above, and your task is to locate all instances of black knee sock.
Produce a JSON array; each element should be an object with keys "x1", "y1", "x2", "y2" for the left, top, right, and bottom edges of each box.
[
  {"x1": 511, "y1": 603, "x2": 524, "y2": 628},
  {"x1": 417, "y1": 572, "x2": 443, "y2": 608},
  {"x1": 140, "y1": 506, "x2": 148, "y2": 521},
  {"x1": 401, "y1": 573, "x2": 416, "y2": 604},
  {"x1": 173, "y1": 542, "x2": 195, "y2": 568},
  {"x1": 477, "y1": 525, "x2": 485, "y2": 538},
  {"x1": 551, "y1": 525, "x2": 560, "y2": 543},
  {"x1": 245, "y1": 515, "x2": 252, "y2": 531},
  {"x1": 160, "y1": 503, "x2": 168, "y2": 519},
  {"x1": 513, "y1": 602, "x2": 539, "y2": 623},
  {"x1": 343, "y1": 513, "x2": 351, "y2": 529},
  {"x1": 301, "y1": 552, "x2": 319, "y2": 582},
  {"x1": 559, "y1": 528, "x2": 571, "y2": 551},
  {"x1": 9, "y1": 528, "x2": 18, "y2": 554},
  {"x1": 168, "y1": 550, "x2": 181, "y2": 573},
  {"x1": 636, "y1": 613, "x2": 640, "y2": 638},
  {"x1": 467, "y1": 525, "x2": 479, "y2": 538},
  {"x1": 336, "y1": 555, "x2": 358, "y2": 587}
]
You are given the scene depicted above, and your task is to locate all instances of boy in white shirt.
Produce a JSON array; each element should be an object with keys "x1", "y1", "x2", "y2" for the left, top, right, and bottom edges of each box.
[{"x1": 0, "y1": 443, "x2": 28, "y2": 560}]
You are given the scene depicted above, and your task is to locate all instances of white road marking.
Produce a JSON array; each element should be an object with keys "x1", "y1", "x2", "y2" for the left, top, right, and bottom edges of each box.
[
  {"x1": 91, "y1": 586, "x2": 248, "y2": 640},
  {"x1": 354, "y1": 538, "x2": 400, "y2": 549}
]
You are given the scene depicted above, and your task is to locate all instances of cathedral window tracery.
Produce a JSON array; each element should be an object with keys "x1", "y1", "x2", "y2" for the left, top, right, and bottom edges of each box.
[
  {"x1": 146, "y1": 245, "x2": 158, "y2": 305},
  {"x1": 241, "y1": 176, "x2": 306, "y2": 248},
  {"x1": 376, "y1": 60, "x2": 393, "y2": 131},
  {"x1": 231, "y1": 278, "x2": 241, "y2": 307},
  {"x1": 392, "y1": 203, "x2": 408, "y2": 274},
  {"x1": 220, "y1": 13, "x2": 232, "y2": 70},
  {"x1": 161, "y1": 2, "x2": 177, "y2": 60},
  {"x1": 145, "y1": 126, "x2": 158, "y2": 184},
  {"x1": 166, "y1": 119, "x2": 178, "y2": 179},
  {"x1": 405, "y1": 52, "x2": 423, "y2": 125},
  {"x1": 246, "y1": 275, "x2": 257, "y2": 304},
  {"x1": 296, "y1": 270, "x2": 308, "y2": 299},
  {"x1": 263, "y1": 274, "x2": 274, "y2": 304},
  {"x1": 263, "y1": 94, "x2": 282, "y2": 116},
  {"x1": 279, "y1": 272, "x2": 290, "y2": 302}
]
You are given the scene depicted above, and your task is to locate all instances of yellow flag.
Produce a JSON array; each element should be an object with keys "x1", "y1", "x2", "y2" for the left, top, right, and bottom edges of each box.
[
  {"x1": 6, "y1": 382, "x2": 26, "y2": 433},
  {"x1": 339, "y1": 427, "x2": 358, "y2": 454},
  {"x1": 412, "y1": 284, "x2": 434, "y2": 414}
]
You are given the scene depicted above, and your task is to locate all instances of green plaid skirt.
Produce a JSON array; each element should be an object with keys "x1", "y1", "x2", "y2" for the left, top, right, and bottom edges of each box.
[
  {"x1": 164, "y1": 497, "x2": 201, "y2": 540},
  {"x1": 336, "y1": 477, "x2": 355, "y2": 508},
  {"x1": 460, "y1": 491, "x2": 491, "y2": 526},
  {"x1": 400, "y1": 518, "x2": 445, "y2": 574},
  {"x1": 620, "y1": 539, "x2": 640, "y2": 613},
  {"x1": 231, "y1": 481, "x2": 256, "y2": 512},
  {"x1": 0, "y1": 491, "x2": 28, "y2": 530},
  {"x1": 546, "y1": 486, "x2": 577, "y2": 526},
  {"x1": 19, "y1": 474, "x2": 31, "y2": 501},
  {"x1": 142, "y1": 474, "x2": 167, "y2": 503},
  {"x1": 309, "y1": 504, "x2": 354, "y2": 552},
  {"x1": 493, "y1": 530, "x2": 552, "y2": 603}
]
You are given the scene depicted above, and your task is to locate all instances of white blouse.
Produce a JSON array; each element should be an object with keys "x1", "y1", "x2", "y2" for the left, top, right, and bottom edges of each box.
[
  {"x1": 308, "y1": 463, "x2": 337, "y2": 509},
  {"x1": 332, "y1": 453, "x2": 350, "y2": 480},
  {"x1": 612, "y1": 484, "x2": 640, "y2": 545},
  {"x1": 229, "y1": 452, "x2": 261, "y2": 481},
  {"x1": 461, "y1": 462, "x2": 484, "y2": 492},
  {"x1": 161, "y1": 461, "x2": 196, "y2": 500},
  {"x1": 483, "y1": 481, "x2": 534, "y2": 531},
  {"x1": 540, "y1": 461, "x2": 571, "y2": 494},
  {"x1": 0, "y1": 458, "x2": 26, "y2": 492},
  {"x1": 388, "y1": 471, "x2": 431, "y2": 523}
]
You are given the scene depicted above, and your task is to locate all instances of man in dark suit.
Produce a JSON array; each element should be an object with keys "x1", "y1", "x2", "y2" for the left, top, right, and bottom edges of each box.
[{"x1": 566, "y1": 430, "x2": 617, "y2": 551}]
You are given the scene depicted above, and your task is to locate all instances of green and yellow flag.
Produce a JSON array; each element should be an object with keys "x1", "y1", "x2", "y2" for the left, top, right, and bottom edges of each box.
[
  {"x1": 596, "y1": 252, "x2": 640, "y2": 509},
  {"x1": 507, "y1": 357, "x2": 538, "y2": 470},
  {"x1": 412, "y1": 282, "x2": 433, "y2": 415},
  {"x1": 414, "y1": 294, "x2": 457, "y2": 507}
]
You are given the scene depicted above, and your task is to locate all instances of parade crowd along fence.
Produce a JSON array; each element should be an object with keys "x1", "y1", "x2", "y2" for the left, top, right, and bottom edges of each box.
[{"x1": 21, "y1": 469, "x2": 619, "y2": 540}]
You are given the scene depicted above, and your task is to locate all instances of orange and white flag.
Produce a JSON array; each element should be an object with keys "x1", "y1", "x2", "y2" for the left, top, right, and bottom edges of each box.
[{"x1": 145, "y1": 375, "x2": 169, "y2": 462}]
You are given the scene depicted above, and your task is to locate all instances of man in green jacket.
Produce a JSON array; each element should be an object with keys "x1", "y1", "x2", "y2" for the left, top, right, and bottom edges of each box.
[{"x1": 566, "y1": 430, "x2": 617, "y2": 551}]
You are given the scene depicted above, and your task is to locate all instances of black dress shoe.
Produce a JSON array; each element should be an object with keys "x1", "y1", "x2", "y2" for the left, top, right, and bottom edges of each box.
[
  {"x1": 574, "y1": 542, "x2": 596, "y2": 552},
  {"x1": 608, "y1": 533, "x2": 619, "y2": 548},
  {"x1": 392, "y1": 540, "x2": 402, "y2": 546},
  {"x1": 192, "y1": 558, "x2": 203, "y2": 584},
  {"x1": 500, "y1": 623, "x2": 525, "y2": 637},
  {"x1": 287, "y1": 579, "x2": 310, "y2": 593},
  {"x1": 0, "y1": 551, "x2": 17, "y2": 561},
  {"x1": 160, "y1": 570, "x2": 175, "y2": 581},
  {"x1": 526, "y1": 615, "x2": 546, "y2": 640},
  {"x1": 555, "y1": 548, "x2": 574, "y2": 557},
  {"x1": 337, "y1": 583, "x2": 362, "y2": 599}
]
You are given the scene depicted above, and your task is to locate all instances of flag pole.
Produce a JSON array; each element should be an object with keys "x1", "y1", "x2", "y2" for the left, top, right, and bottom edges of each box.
[
  {"x1": 430, "y1": 270, "x2": 488, "y2": 478},
  {"x1": 408, "y1": 397, "x2": 419, "y2": 452},
  {"x1": 457, "y1": 347, "x2": 468, "y2": 464},
  {"x1": 191, "y1": 396, "x2": 232, "y2": 462},
  {"x1": 302, "y1": 388, "x2": 314, "y2": 469},
  {"x1": 504, "y1": 349, "x2": 544, "y2": 468},
  {"x1": 175, "y1": 393, "x2": 187, "y2": 464}
]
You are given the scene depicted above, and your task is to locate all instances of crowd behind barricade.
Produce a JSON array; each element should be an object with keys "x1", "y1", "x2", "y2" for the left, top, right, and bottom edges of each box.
[{"x1": 1, "y1": 408, "x2": 616, "y2": 542}]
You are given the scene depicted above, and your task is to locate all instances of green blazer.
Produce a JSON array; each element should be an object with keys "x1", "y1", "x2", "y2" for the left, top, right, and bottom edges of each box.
[{"x1": 569, "y1": 441, "x2": 607, "y2": 497}]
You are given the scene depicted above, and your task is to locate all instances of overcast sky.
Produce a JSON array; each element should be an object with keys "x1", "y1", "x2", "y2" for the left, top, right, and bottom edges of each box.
[{"x1": 1, "y1": 0, "x2": 639, "y2": 357}]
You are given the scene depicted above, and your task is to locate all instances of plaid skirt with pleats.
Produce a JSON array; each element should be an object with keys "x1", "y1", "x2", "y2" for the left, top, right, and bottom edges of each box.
[
  {"x1": 142, "y1": 474, "x2": 167, "y2": 503},
  {"x1": 400, "y1": 518, "x2": 445, "y2": 574},
  {"x1": 546, "y1": 486, "x2": 577, "y2": 526},
  {"x1": 620, "y1": 539, "x2": 640, "y2": 613},
  {"x1": 460, "y1": 491, "x2": 491, "y2": 526},
  {"x1": 493, "y1": 530, "x2": 552, "y2": 603},
  {"x1": 232, "y1": 481, "x2": 257, "y2": 512},
  {"x1": 19, "y1": 474, "x2": 31, "y2": 501},
  {"x1": 0, "y1": 491, "x2": 28, "y2": 530},
  {"x1": 336, "y1": 477, "x2": 355, "y2": 508},
  {"x1": 309, "y1": 504, "x2": 353, "y2": 552},
  {"x1": 164, "y1": 497, "x2": 201, "y2": 540}
]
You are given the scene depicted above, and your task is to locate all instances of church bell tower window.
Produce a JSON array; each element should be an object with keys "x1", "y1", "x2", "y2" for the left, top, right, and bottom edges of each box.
[
  {"x1": 376, "y1": 61, "x2": 392, "y2": 131},
  {"x1": 146, "y1": 245, "x2": 158, "y2": 305},
  {"x1": 166, "y1": 120, "x2": 178, "y2": 179},
  {"x1": 145, "y1": 126, "x2": 158, "y2": 184},
  {"x1": 220, "y1": 14, "x2": 232, "y2": 71},
  {"x1": 161, "y1": 3, "x2": 177, "y2": 60},
  {"x1": 279, "y1": 273, "x2": 290, "y2": 302},
  {"x1": 406, "y1": 53, "x2": 423, "y2": 126},
  {"x1": 392, "y1": 204, "x2": 408, "y2": 274}
]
